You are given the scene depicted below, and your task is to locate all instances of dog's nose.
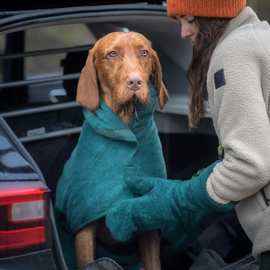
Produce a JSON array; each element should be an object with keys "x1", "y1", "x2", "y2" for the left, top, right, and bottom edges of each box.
[{"x1": 127, "y1": 73, "x2": 143, "y2": 91}]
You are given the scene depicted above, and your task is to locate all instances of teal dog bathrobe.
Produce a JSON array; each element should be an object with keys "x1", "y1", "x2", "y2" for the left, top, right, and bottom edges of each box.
[{"x1": 55, "y1": 85, "x2": 167, "y2": 269}]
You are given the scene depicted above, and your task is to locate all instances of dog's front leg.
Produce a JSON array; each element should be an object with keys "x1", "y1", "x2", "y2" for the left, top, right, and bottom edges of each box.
[
  {"x1": 138, "y1": 231, "x2": 161, "y2": 270},
  {"x1": 75, "y1": 224, "x2": 96, "y2": 269}
]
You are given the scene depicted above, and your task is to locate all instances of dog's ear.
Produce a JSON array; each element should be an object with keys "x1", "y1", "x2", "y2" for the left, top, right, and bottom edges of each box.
[
  {"x1": 76, "y1": 48, "x2": 99, "y2": 111},
  {"x1": 151, "y1": 49, "x2": 169, "y2": 110}
]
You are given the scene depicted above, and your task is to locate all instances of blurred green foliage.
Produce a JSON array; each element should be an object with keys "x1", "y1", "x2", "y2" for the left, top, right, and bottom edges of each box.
[{"x1": 248, "y1": 0, "x2": 270, "y2": 20}]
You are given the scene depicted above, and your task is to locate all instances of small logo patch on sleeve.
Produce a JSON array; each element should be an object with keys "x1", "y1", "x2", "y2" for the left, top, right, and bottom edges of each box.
[{"x1": 214, "y1": 69, "x2": 226, "y2": 89}]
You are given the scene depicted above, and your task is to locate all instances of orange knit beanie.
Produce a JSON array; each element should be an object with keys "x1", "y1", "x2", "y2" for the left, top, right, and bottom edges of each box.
[{"x1": 167, "y1": 0, "x2": 247, "y2": 18}]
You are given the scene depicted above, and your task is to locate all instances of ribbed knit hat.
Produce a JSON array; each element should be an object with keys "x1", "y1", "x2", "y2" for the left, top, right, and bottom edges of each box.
[{"x1": 167, "y1": 0, "x2": 247, "y2": 18}]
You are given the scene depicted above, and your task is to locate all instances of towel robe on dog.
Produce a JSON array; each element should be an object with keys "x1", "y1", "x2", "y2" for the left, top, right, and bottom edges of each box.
[{"x1": 55, "y1": 86, "x2": 167, "y2": 269}]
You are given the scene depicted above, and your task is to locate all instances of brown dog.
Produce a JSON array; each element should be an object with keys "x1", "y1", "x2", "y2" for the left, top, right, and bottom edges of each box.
[{"x1": 75, "y1": 31, "x2": 168, "y2": 270}]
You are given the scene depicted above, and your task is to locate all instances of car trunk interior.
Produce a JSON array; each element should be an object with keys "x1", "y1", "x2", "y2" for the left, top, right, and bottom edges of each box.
[{"x1": 1, "y1": 13, "x2": 218, "y2": 194}]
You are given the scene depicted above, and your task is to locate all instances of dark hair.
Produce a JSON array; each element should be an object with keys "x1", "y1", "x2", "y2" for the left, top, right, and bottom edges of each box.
[{"x1": 187, "y1": 17, "x2": 230, "y2": 128}]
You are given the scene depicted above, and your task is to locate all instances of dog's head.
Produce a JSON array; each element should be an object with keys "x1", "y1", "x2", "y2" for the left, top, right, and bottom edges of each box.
[{"x1": 76, "y1": 32, "x2": 168, "y2": 120}]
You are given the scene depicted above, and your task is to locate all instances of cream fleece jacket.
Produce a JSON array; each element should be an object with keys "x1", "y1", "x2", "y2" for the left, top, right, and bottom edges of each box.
[{"x1": 205, "y1": 7, "x2": 270, "y2": 256}]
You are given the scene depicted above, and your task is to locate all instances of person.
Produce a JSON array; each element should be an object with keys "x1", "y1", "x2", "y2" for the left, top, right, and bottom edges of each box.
[{"x1": 105, "y1": 0, "x2": 270, "y2": 269}]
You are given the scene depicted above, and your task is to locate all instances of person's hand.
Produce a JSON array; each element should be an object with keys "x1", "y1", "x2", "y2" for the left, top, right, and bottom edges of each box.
[{"x1": 106, "y1": 161, "x2": 234, "y2": 249}]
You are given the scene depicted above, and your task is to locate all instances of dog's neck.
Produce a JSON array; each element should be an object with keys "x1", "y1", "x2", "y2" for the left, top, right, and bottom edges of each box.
[
  {"x1": 102, "y1": 93, "x2": 136, "y2": 124},
  {"x1": 117, "y1": 102, "x2": 137, "y2": 124}
]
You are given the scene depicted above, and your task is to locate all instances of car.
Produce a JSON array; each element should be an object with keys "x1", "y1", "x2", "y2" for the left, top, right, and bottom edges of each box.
[{"x1": 0, "y1": 1, "x2": 269, "y2": 269}]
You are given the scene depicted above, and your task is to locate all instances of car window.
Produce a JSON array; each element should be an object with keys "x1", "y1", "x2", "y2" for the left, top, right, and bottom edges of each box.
[
  {"x1": 25, "y1": 24, "x2": 95, "y2": 78},
  {"x1": 0, "y1": 23, "x2": 96, "y2": 111}
]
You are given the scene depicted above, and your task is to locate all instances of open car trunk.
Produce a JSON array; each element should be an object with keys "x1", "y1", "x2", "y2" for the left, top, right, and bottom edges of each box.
[
  {"x1": 0, "y1": 10, "x2": 217, "y2": 193},
  {"x1": 0, "y1": 4, "x2": 255, "y2": 269}
]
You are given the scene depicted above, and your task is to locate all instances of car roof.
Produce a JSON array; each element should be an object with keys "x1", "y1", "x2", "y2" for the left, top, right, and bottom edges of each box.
[
  {"x1": 0, "y1": 0, "x2": 164, "y2": 11},
  {"x1": 0, "y1": 2, "x2": 167, "y2": 34}
]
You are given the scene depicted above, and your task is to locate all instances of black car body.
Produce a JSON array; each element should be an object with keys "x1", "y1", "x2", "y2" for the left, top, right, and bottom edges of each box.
[{"x1": 0, "y1": 1, "x2": 269, "y2": 269}]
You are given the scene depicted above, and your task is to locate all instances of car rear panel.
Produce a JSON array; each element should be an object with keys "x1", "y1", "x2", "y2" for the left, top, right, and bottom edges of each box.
[
  {"x1": 0, "y1": 249, "x2": 57, "y2": 270},
  {"x1": 0, "y1": 117, "x2": 59, "y2": 269}
]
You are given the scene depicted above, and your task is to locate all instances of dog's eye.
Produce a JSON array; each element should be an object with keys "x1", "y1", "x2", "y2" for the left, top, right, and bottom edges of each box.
[
  {"x1": 140, "y1": 49, "x2": 149, "y2": 57},
  {"x1": 107, "y1": 51, "x2": 118, "y2": 58}
]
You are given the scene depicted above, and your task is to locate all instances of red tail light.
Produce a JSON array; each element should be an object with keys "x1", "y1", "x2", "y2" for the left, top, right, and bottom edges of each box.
[{"x1": 0, "y1": 186, "x2": 50, "y2": 255}]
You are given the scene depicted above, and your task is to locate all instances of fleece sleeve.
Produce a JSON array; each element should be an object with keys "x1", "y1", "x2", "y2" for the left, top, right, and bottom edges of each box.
[{"x1": 206, "y1": 33, "x2": 270, "y2": 203}]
